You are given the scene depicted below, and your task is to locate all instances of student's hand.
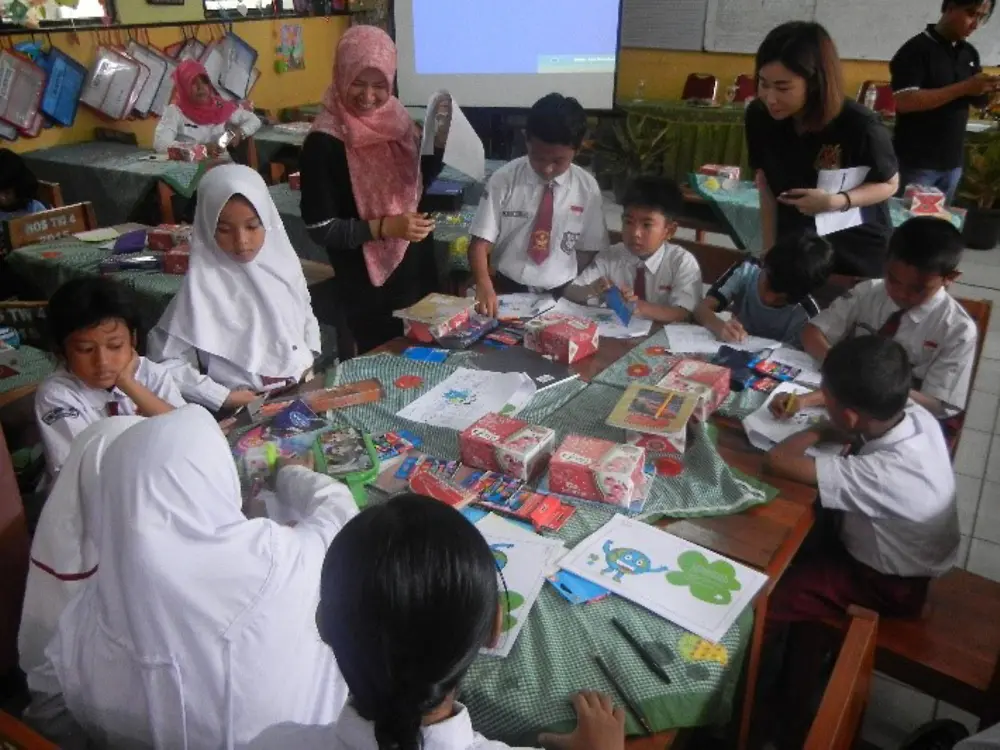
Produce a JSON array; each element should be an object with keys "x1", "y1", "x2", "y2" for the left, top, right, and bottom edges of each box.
[
  {"x1": 769, "y1": 392, "x2": 801, "y2": 420},
  {"x1": 633, "y1": 300, "x2": 653, "y2": 319},
  {"x1": 115, "y1": 350, "x2": 141, "y2": 389},
  {"x1": 382, "y1": 213, "x2": 436, "y2": 242},
  {"x1": 538, "y1": 692, "x2": 625, "y2": 750},
  {"x1": 475, "y1": 278, "x2": 499, "y2": 318},
  {"x1": 228, "y1": 131, "x2": 242, "y2": 148},
  {"x1": 717, "y1": 318, "x2": 748, "y2": 343},
  {"x1": 206, "y1": 143, "x2": 224, "y2": 159},
  {"x1": 588, "y1": 277, "x2": 613, "y2": 297},
  {"x1": 225, "y1": 389, "x2": 261, "y2": 409},
  {"x1": 777, "y1": 188, "x2": 838, "y2": 216},
  {"x1": 618, "y1": 285, "x2": 638, "y2": 303},
  {"x1": 965, "y1": 73, "x2": 997, "y2": 97}
]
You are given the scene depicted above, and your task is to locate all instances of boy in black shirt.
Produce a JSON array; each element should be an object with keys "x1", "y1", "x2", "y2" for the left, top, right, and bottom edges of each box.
[{"x1": 890, "y1": 0, "x2": 999, "y2": 201}]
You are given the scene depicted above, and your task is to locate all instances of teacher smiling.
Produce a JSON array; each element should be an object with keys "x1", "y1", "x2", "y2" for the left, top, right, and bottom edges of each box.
[{"x1": 746, "y1": 22, "x2": 900, "y2": 278}]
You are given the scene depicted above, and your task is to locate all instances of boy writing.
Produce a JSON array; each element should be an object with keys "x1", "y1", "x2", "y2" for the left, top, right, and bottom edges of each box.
[
  {"x1": 784, "y1": 216, "x2": 976, "y2": 419},
  {"x1": 468, "y1": 93, "x2": 609, "y2": 317},
  {"x1": 693, "y1": 232, "x2": 834, "y2": 346},
  {"x1": 564, "y1": 176, "x2": 702, "y2": 323},
  {"x1": 35, "y1": 278, "x2": 186, "y2": 480}
]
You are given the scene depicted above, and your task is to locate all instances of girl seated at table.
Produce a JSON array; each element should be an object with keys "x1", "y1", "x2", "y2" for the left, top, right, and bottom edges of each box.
[
  {"x1": 251, "y1": 493, "x2": 625, "y2": 750},
  {"x1": 148, "y1": 163, "x2": 321, "y2": 411},
  {"x1": 0, "y1": 148, "x2": 47, "y2": 219},
  {"x1": 153, "y1": 60, "x2": 261, "y2": 158}
]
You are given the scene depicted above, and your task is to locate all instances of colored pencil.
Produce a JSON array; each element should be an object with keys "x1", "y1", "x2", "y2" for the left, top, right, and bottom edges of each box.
[
  {"x1": 611, "y1": 618, "x2": 672, "y2": 684},
  {"x1": 594, "y1": 654, "x2": 653, "y2": 735}
]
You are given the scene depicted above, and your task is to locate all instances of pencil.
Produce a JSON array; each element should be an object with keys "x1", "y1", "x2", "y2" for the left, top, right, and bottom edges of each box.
[
  {"x1": 654, "y1": 392, "x2": 674, "y2": 420},
  {"x1": 611, "y1": 618, "x2": 672, "y2": 684},
  {"x1": 783, "y1": 393, "x2": 798, "y2": 418},
  {"x1": 594, "y1": 654, "x2": 653, "y2": 735}
]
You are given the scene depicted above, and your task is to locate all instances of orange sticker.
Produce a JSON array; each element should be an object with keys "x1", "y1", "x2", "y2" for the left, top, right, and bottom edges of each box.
[
  {"x1": 655, "y1": 456, "x2": 684, "y2": 477},
  {"x1": 627, "y1": 363, "x2": 651, "y2": 378},
  {"x1": 41, "y1": 251, "x2": 62, "y2": 259},
  {"x1": 645, "y1": 346, "x2": 668, "y2": 356},
  {"x1": 395, "y1": 375, "x2": 424, "y2": 389}
]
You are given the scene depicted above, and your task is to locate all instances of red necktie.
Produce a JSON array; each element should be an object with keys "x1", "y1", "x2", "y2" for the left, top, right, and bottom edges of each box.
[
  {"x1": 527, "y1": 182, "x2": 555, "y2": 265},
  {"x1": 878, "y1": 309, "x2": 904, "y2": 337},
  {"x1": 634, "y1": 265, "x2": 647, "y2": 301},
  {"x1": 107, "y1": 401, "x2": 120, "y2": 416}
]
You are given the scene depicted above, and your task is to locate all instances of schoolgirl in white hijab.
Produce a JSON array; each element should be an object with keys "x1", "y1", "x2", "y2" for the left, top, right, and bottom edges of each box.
[
  {"x1": 44, "y1": 405, "x2": 355, "y2": 749},
  {"x1": 149, "y1": 164, "x2": 321, "y2": 412}
]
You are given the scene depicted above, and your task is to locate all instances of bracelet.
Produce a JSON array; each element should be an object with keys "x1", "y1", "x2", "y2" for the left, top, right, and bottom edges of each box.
[{"x1": 838, "y1": 191, "x2": 853, "y2": 212}]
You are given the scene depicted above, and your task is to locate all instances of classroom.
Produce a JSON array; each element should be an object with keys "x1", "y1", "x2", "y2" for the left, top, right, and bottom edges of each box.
[{"x1": 1, "y1": 0, "x2": 1000, "y2": 748}]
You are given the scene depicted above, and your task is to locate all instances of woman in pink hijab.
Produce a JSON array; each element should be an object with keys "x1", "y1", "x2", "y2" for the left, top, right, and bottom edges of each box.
[{"x1": 300, "y1": 25, "x2": 451, "y2": 357}]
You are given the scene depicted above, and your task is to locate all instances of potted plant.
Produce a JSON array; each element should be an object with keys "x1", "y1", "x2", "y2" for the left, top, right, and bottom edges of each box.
[
  {"x1": 958, "y1": 139, "x2": 1000, "y2": 250},
  {"x1": 588, "y1": 111, "x2": 673, "y2": 202}
]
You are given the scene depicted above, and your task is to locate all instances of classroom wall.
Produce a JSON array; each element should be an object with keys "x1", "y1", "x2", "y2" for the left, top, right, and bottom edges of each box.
[{"x1": 5, "y1": 12, "x2": 349, "y2": 154}]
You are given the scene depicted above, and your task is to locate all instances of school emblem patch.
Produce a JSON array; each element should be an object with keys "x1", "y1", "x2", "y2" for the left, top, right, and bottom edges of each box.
[
  {"x1": 41, "y1": 406, "x2": 80, "y2": 425},
  {"x1": 814, "y1": 144, "x2": 842, "y2": 170},
  {"x1": 560, "y1": 231, "x2": 581, "y2": 253}
]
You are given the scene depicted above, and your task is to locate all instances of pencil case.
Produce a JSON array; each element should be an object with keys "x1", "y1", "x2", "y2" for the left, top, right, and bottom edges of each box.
[{"x1": 312, "y1": 425, "x2": 379, "y2": 508}]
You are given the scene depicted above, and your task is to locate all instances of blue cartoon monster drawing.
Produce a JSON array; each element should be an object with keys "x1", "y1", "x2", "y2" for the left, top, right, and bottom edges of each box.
[
  {"x1": 490, "y1": 543, "x2": 514, "y2": 570},
  {"x1": 600, "y1": 540, "x2": 669, "y2": 583},
  {"x1": 444, "y1": 389, "x2": 477, "y2": 406}
]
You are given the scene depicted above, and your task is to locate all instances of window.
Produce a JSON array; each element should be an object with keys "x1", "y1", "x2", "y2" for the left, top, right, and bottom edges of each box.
[
  {"x1": 204, "y1": 0, "x2": 296, "y2": 12},
  {"x1": 1, "y1": 0, "x2": 111, "y2": 25}
]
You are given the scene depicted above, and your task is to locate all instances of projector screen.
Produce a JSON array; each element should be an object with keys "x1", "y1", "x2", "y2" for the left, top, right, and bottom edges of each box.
[{"x1": 394, "y1": 0, "x2": 622, "y2": 110}]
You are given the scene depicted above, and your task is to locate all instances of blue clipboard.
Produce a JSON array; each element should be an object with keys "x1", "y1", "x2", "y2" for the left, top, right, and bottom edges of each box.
[
  {"x1": 40, "y1": 49, "x2": 87, "y2": 127},
  {"x1": 605, "y1": 286, "x2": 634, "y2": 325}
]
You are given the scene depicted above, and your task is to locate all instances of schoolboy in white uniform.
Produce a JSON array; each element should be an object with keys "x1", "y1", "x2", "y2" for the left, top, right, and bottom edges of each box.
[
  {"x1": 565, "y1": 176, "x2": 701, "y2": 323},
  {"x1": 786, "y1": 217, "x2": 976, "y2": 420},
  {"x1": 34, "y1": 279, "x2": 184, "y2": 481},
  {"x1": 468, "y1": 94, "x2": 609, "y2": 317}
]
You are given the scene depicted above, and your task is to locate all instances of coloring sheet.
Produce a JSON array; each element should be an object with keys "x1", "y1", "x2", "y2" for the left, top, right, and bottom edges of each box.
[
  {"x1": 396, "y1": 368, "x2": 535, "y2": 430},
  {"x1": 420, "y1": 91, "x2": 485, "y2": 181},
  {"x1": 742, "y1": 382, "x2": 845, "y2": 457},
  {"x1": 766, "y1": 348, "x2": 822, "y2": 388},
  {"x1": 551, "y1": 298, "x2": 652, "y2": 339},
  {"x1": 476, "y1": 512, "x2": 566, "y2": 574},
  {"x1": 479, "y1": 530, "x2": 552, "y2": 657},
  {"x1": 496, "y1": 293, "x2": 556, "y2": 320},
  {"x1": 664, "y1": 323, "x2": 782, "y2": 355},
  {"x1": 558, "y1": 514, "x2": 768, "y2": 642}
]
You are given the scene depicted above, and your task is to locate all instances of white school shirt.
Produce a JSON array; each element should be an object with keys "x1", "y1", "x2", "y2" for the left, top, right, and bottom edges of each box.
[
  {"x1": 247, "y1": 702, "x2": 538, "y2": 750},
  {"x1": 34, "y1": 357, "x2": 185, "y2": 480},
  {"x1": 816, "y1": 404, "x2": 959, "y2": 577},
  {"x1": 810, "y1": 280, "x2": 976, "y2": 413},
  {"x1": 470, "y1": 157, "x2": 609, "y2": 290},
  {"x1": 152, "y1": 103, "x2": 262, "y2": 153},
  {"x1": 572, "y1": 241, "x2": 703, "y2": 312}
]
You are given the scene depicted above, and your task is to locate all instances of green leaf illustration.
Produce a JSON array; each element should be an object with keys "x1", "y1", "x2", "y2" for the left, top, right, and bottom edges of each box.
[{"x1": 665, "y1": 550, "x2": 742, "y2": 605}]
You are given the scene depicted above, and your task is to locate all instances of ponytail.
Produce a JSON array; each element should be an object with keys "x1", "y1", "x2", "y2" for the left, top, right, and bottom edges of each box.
[{"x1": 372, "y1": 705, "x2": 423, "y2": 750}]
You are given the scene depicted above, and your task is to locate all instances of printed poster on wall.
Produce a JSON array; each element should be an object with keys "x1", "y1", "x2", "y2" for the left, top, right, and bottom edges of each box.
[{"x1": 275, "y1": 24, "x2": 305, "y2": 73}]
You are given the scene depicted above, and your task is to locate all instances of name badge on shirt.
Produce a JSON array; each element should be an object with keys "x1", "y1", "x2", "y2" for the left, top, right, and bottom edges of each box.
[{"x1": 560, "y1": 231, "x2": 581, "y2": 254}]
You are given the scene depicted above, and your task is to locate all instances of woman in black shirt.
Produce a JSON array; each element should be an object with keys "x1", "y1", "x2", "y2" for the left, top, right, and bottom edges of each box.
[
  {"x1": 300, "y1": 25, "x2": 447, "y2": 357},
  {"x1": 745, "y1": 22, "x2": 899, "y2": 278}
]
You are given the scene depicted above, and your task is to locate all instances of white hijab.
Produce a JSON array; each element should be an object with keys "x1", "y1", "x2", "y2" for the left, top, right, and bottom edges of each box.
[
  {"x1": 18, "y1": 416, "x2": 143, "y2": 695},
  {"x1": 151, "y1": 164, "x2": 320, "y2": 379},
  {"x1": 47, "y1": 405, "x2": 354, "y2": 749}
]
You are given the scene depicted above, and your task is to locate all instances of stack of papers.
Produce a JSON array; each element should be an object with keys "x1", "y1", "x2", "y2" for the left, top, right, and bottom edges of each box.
[
  {"x1": 551, "y1": 298, "x2": 652, "y2": 339},
  {"x1": 496, "y1": 293, "x2": 556, "y2": 320},
  {"x1": 742, "y1": 382, "x2": 844, "y2": 457},
  {"x1": 664, "y1": 323, "x2": 782, "y2": 355},
  {"x1": 396, "y1": 367, "x2": 535, "y2": 430}
]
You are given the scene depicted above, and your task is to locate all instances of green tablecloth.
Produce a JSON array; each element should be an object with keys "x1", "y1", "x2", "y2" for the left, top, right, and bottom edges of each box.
[
  {"x1": 22, "y1": 142, "x2": 208, "y2": 227},
  {"x1": 0, "y1": 345, "x2": 55, "y2": 399},
  {"x1": 268, "y1": 183, "x2": 327, "y2": 264},
  {"x1": 253, "y1": 124, "x2": 310, "y2": 175},
  {"x1": 325, "y1": 352, "x2": 767, "y2": 740}
]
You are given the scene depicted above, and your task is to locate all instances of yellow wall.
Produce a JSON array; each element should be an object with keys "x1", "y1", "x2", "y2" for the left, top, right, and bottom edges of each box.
[{"x1": 7, "y1": 12, "x2": 349, "y2": 153}]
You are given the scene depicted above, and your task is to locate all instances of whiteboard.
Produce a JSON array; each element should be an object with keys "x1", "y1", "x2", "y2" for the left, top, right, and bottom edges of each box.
[
  {"x1": 620, "y1": 0, "x2": 708, "y2": 51},
  {"x1": 816, "y1": 0, "x2": 1000, "y2": 65},
  {"x1": 704, "y1": 0, "x2": 817, "y2": 54}
]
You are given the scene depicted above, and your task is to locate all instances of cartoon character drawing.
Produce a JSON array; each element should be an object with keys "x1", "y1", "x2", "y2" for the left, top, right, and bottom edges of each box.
[
  {"x1": 490, "y1": 543, "x2": 514, "y2": 570},
  {"x1": 600, "y1": 540, "x2": 669, "y2": 583},
  {"x1": 443, "y1": 388, "x2": 476, "y2": 406},
  {"x1": 600, "y1": 476, "x2": 631, "y2": 505}
]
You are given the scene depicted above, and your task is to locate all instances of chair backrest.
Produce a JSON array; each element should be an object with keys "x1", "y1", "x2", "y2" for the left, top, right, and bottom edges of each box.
[
  {"x1": 35, "y1": 180, "x2": 63, "y2": 209},
  {"x1": 673, "y1": 238, "x2": 746, "y2": 285},
  {"x1": 2, "y1": 202, "x2": 98, "y2": 251},
  {"x1": 0, "y1": 424, "x2": 30, "y2": 677},
  {"x1": 0, "y1": 300, "x2": 48, "y2": 349},
  {"x1": 858, "y1": 81, "x2": 895, "y2": 115},
  {"x1": 682, "y1": 73, "x2": 718, "y2": 104},
  {"x1": 955, "y1": 297, "x2": 992, "y2": 406},
  {"x1": 804, "y1": 606, "x2": 878, "y2": 750},
  {"x1": 0, "y1": 710, "x2": 58, "y2": 749},
  {"x1": 734, "y1": 74, "x2": 757, "y2": 103}
]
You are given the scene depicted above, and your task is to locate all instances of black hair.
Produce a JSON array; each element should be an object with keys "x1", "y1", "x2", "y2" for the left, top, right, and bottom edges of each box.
[
  {"x1": 525, "y1": 93, "x2": 588, "y2": 149},
  {"x1": 47, "y1": 277, "x2": 141, "y2": 353},
  {"x1": 0, "y1": 148, "x2": 39, "y2": 212},
  {"x1": 755, "y1": 22, "x2": 845, "y2": 131},
  {"x1": 317, "y1": 494, "x2": 499, "y2": 750},
  {"x1": 763, "y1": 231, "x2": 835, "y2": 303},
  {"x1": 942, "y1": 0, "x2": 993, "y2": 20},
  {"x1": 822, "y1": 336, "x2": 912, "y2": 421},
  {"x1": 622, "y1": 176, "x2": 683, "y2": 219},
  {"x1": 888, "y1": 217, "x2": 964, "y2": 277}
]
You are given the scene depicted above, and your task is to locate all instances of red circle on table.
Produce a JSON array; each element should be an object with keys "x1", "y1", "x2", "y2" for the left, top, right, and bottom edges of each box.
[
  {"x1": 655, "y1": 456, "x2": 685, "y2": 476},
  {"x1": 645, "y1": 346, "x2": 668, "y2": 356},
  {"x1": 627, "y1": 363, "x2": 651, "y2": 378},
  {"x1": 41, "y1": 251, "x2": 62, "y2": 259},
  {"x1": 395, "y1": 375, "x2": 424, "y2": 389}
]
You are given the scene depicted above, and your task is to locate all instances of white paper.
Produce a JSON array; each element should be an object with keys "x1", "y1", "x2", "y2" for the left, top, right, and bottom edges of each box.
[
  {"x1": 74, "y1": 227, "x2": 119, "y2": 243},
  {"x1": 664, "y1": 323, "x2": 782, "y2": 355},
  {"x1": 767, "y1": 348, "x2": 822, "y2": 388},
  {"x1": 559, "y1": 515, "x2": 768, "y2": 643},
  {"x1": 479, "y1": 530, "x2": 551, "y2": 657},
  {"x1": 742, "y1": 382, "x2": 844, "y2": 457},
  {"x1": 420, "y1": 91, "x2": 485, "y2": 182},
  {"x1": 815, "y1": 167, "x2": 870, "y2": 237},
  {"x1": 395, "y1": 368, "x2": 536, "y2": 430},
  {"x1": 551, "y1": 298, "x2": 652, "y2": 339},
  {"x1": 496, "y1": 293, "x2": 556, "y2": 320},
  {"x1": 476, "y1": 513, "x2": 566, "y2": 574}
]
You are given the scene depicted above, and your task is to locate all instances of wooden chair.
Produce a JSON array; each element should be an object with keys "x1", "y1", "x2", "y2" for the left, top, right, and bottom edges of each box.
[
  {"x1": 682, "y1": 73, "x2": 718, "y2": 104},
  {"x1": 673, "y1": 237, "x2": 745, "y2": 285},
  {"x1": 2, "y1": 202, "x2": 98, "y2": 252},
  {"x1": 733, "y1": 74, "x2": 756, "y2": 103},
  {"x1": 0, "y1": 710, "x2": 58, "y2": 749},
  {"x1": 270, "y1": 162, "x2": 288, "y2": 185},
  {"x1": 0, "y1": 423, "x2": 30, "y2": 681},
  {"x1": 804, "y1": 607, "x2": 878, "y2": 750},
  {"x1": 858, "y1": 81, "x2": 896, "y2": 116},
  {"x1": 35, "y1": 181, "x2": 63, "y2": 209}
]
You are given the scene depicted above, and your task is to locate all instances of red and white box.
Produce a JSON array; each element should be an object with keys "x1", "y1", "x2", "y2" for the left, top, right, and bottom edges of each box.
[
  {"x1": 167, "y1": 143, "x2": 208, "y2": 162},
  {"x1": 147, "y1": 224, "x2": 192, "y2": 252},
  {"x1": 459, "y1": 412, "x2": 556, "y2": 482},
  {"x1": 549, "y1": 435, "x2": 646, "y2": 508},
  {"x1": 162, "y1": 245, "x2": 190, "y2": 275},
  {"x1": 906, "y1": 185, "x2": 947, "y2": 215},
  {"x1": 699, "y1": 164, "x2": 741, "y2": 181},
  {"x1": 523, "y1": 313, "x2": 599, "y2": 365},
  {"x1": 658, "y1": 359, "x2": 730, "y2": 420},
  {"x1": 394, "y1": 294, "x2": 476, "y2": 343},
  {"x1": 627, "y1": 429, "x2": 687, "y2": 457}
]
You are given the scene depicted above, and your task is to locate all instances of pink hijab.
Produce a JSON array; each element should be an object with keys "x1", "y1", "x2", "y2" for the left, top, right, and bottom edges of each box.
[
  {"x1": 172, "y1": 60, "x2": 238, "y2": 126},
  {"x1": 310, "y1": 25, "x2": 420, "y2": 287}
]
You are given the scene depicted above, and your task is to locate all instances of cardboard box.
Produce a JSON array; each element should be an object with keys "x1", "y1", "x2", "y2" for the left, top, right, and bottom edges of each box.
[
  {"x1": 393, "y1": 293, "x2": 476, "y2": 343},
  {"x1": 459, "y1": 412, "x2": 556, "y2": 481},
  {"x1": 147, "y1": 224, "x2": 192, "y2": 252},
  {"x1": 699, "y1": 164, "x2": 741, "y2": 181},
  {"x1": 626, "y1": 429, "x2": 687, "y2": 457},
  {"x1": 909, "y1": 186, "x2": 947, "y2": 215},
  {"x1": 162, "y1": 245, "x2": 190, "y2": 275},
  {"x1": 659, "y1": 359, "x2": 730, "y2": 419},
  {"x1": 549, "y1": 435, "x2": 646, "y2": 508},
  {"x1": 167, "y1": 143, "x2": 208, "y2": 162},
  {"x1": 523, "y1": 312, "x2": 599, "y2": 365},
  {"x1": 288, "y1": 172, "x2": 301, "y2": 190}
]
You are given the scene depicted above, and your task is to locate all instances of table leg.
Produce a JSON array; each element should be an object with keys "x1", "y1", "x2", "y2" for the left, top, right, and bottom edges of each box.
[
  {"x1": 738, "y1": 592, "x2": 770, "y2": 750},
  {"x1": 157, "y1": 181, "x2": 176, "y2": 225}
]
